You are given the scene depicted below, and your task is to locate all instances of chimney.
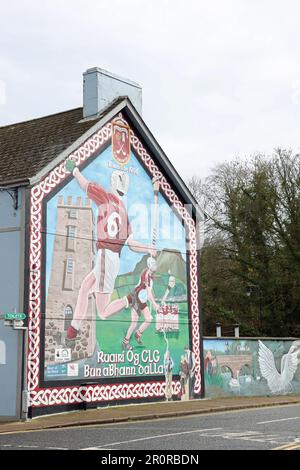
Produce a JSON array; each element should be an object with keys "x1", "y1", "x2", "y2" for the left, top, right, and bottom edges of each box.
[
  {"x1": 83, "y1": 67, "x2": 142, "y2": 118},
  {"x1": 216, "y1": 322, "x2": 222, "y2": 338},
  {"x1": 234, "y1": 324, "x2": 240, "y2": 338}
]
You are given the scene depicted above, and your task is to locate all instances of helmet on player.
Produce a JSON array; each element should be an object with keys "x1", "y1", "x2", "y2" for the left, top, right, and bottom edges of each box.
[
  {"x1": 147, "y1": 257, "x2": 157, "y2": 272},
  {"x1": 111, "y1": 171, "x2": 129, "y2": 197}
]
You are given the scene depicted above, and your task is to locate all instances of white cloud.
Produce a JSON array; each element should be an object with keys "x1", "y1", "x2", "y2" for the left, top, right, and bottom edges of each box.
[
  {"x1": 1, "y1": 0, "x2": 300, "y2": 179},
  {"x1": 0, "y1": 80, "x2": 6, "y2": 105}
]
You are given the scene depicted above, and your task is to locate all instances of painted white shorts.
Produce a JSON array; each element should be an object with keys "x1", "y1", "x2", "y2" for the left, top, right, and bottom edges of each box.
[{"x1": 93, "y1": 249, "x2": 120, "y2": 294}]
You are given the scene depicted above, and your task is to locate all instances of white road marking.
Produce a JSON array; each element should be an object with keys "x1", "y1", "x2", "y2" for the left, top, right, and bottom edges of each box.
[
  {"x1": 199, "y1": 430, "x2": 279, "y2": 443},
  {"x1": 0, "y1": 444, "x2": 68, "y2": 450},
  {"x1": 285, "y1": 443, "x2": 300, "y2": 450},
  {"x1": 10, "y1": 444, "x2": 40, "y2": 449},
  {"x1": 82, "y1": 427, "x2": 223, "y2": 450},
  {"x1": 202, "y1": 429, "x2": 300, "y2": 446},
  {"x1": 257, "y1": 417, "x2": 300, "y2": 425},
  {"x1": 82, "y1": 428, "x2": 300, "y2": 450},
  {"x1": 1, "y1": 428, "x2": 296, "y2": 450},
  {"x1": 45, "y1": 446, "x2": 69, "y2": 450},
  {"x1": 273, "y1": 441, "x2": 300, "y2": 450}
]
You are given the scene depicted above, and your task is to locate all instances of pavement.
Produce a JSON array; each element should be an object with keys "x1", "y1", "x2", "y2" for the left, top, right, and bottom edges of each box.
[{"x1": 0, "y1": 394, "x2": 300, "y2": 435}]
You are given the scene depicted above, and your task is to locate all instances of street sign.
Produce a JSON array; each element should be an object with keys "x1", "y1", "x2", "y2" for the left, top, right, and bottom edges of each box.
[
  {"x1": 3, "y1": 313, "x2": 26, "y2": 321},
  {"x1": 13, "y1": 320, "x2": 26, "y2": 330}
]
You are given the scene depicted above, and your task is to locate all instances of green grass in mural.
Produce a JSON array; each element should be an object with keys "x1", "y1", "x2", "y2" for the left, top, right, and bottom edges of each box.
[{"x1": 95, "y1": 273, "x2": 189, "y2": 376}]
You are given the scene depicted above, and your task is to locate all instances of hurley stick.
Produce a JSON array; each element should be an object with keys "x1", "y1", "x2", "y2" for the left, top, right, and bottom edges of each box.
[{"x1": 151, "y1": 175, "x2": 161, "y2": 252}]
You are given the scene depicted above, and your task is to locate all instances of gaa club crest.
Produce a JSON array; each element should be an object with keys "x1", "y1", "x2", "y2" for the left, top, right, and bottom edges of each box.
[{"x1": 112, "y1": 120, "x2": 131, "y2": 165}]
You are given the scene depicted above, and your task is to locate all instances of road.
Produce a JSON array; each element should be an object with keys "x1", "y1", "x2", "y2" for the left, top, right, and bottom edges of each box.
[{"x1": 0, "y1": 404, "x2": 299, "y2": 451}]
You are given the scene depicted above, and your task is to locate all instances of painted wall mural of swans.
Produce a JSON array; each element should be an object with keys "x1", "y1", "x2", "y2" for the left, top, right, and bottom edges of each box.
[
  {"x1": 258, "y1": 340, "x2": 300, "y2": 394},
  {"x1": 203, "y1": 338, "x2": 300, "y2": 398}
]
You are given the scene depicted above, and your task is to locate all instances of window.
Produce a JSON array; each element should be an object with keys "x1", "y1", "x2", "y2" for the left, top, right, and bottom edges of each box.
[
  {"x1": 69, "y1": 209, "x2": 77, "y2": 219},
  {"x1": 64, "y1": 305, "x2": 73, "y2": 331},
  {"x1": 67, "y1": 225, "x2": 76, "y2": 251},
  {"x1": 68, "y1": 226, "x2": 76, "y2": 240},
  {"x1": 64, "y1": 258, "x2": 75, "y2": 290},
  {"x1": 66, "y1": 258, "x2": 74, "y2": 273}
]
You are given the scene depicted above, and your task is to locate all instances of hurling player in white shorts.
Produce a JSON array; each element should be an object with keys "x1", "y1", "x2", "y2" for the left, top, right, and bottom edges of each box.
[
  {"x1": 101, "y1": 256, "x2": 160, "y2": 350},
  {"x1": 65, "y1": 159, "x2": 156, "y2": 340}
]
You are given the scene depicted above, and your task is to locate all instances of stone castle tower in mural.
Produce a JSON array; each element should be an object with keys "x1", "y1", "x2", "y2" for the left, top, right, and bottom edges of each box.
[{"x1": 45, "y1": 195, "x2": 96, "y2": 364}]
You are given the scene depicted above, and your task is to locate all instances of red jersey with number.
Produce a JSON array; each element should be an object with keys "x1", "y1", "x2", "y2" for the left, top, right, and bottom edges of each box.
[{"x1": 87, "y1": 183, "x2": 132, "y2": 254}]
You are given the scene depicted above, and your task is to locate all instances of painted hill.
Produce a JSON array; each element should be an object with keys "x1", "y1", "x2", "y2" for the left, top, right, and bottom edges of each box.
[{"x1": 132, "y1": 249, "x2": 187, "y2": 284}]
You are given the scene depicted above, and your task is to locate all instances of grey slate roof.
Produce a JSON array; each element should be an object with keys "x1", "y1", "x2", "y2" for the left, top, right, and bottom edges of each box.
[{"x1": 0, "y1": 106, "x2": 109, "y2": 186}]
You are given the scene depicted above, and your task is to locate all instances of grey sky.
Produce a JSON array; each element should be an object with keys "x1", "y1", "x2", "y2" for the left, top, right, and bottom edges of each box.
[{"x1": 1, "y1": 0, "x2": 300, "y2": 180}]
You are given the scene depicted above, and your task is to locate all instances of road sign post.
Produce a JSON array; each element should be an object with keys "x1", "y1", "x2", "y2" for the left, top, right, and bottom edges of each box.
[
  {"x1": 2, "y1": 313, "x2": 27, "y2": 329},
  {"x1": 4, "y1": 313, "x2": 26, "y2": 321}
]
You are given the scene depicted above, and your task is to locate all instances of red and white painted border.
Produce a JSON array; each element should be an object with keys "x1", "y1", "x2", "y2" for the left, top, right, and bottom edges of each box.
[{"x1": 28, "y1": 113, "x2": 201, "y2": 408}]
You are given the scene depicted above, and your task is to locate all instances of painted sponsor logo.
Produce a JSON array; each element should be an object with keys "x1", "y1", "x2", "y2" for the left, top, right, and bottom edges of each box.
[
  {"x1": 112, "y1": 121, "x2": 131, "y2": 165},
  {"x1": 55, "y1": 348, "x2": 71, "y2": 363},
  {"x1": 46, "y1": 364, "x2": 68, "y2": 377},
  {"x1": 67, "y1": 363, "x2": 79, "y2": 377}
]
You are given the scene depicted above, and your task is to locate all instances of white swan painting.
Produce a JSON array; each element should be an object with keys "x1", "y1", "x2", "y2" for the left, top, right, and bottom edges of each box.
[{"x1": 258, "y1": 340, "x2": 300, "y2": 394}]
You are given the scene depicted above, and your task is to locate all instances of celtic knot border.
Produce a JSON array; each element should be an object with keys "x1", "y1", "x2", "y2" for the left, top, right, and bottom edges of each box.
[{"x1": 28, "y1": 113, "x2": 201, "y2": 408}]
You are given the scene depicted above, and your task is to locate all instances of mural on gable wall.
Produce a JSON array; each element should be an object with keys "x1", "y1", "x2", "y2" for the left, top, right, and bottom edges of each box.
[
  {"x1": 204, "y1": 339, "x2": 300, "y2": 397},
  {"x1": 42, "y1": 117, "x2": 196, "y2": 398}
]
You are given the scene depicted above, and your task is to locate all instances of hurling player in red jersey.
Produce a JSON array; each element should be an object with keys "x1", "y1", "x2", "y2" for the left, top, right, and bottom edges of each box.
[
  {"x1": 101, "y1": 256, "x2": 159, "y2": 349},
  {"x1": 65, "y1": 159, "x2": 156, "y2": 340},
  {"x1": 123, "y1": 256, "x2": 159, "y2": 350}
]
